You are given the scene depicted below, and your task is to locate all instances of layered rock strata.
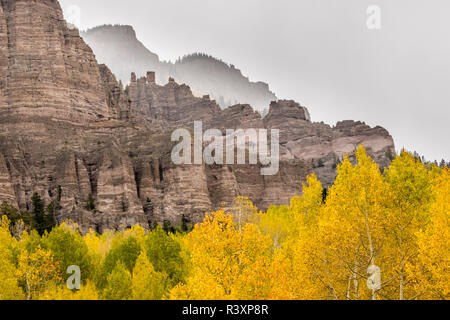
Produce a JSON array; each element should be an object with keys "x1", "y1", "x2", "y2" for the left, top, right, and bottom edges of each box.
[{"x1": 0, "y1": 0, "x2": 395, "y2": 233}]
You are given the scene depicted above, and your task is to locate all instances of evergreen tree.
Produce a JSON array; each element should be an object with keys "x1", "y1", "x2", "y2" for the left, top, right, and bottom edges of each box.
[
  {"x1": 0, "y1": 201, "x2": 31, "y2": 229},
  {"x1": 32, "y1": 193, "x2": 46, "y2": 236},
  {"x1": 86, "y1": 194, "x2": 95, "y2": 211}
]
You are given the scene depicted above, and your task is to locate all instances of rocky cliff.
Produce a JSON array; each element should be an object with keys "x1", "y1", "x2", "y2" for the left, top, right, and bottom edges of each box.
[
  {"x1": 264, "y1": 100, "x2": 395, "y2": 186},
  {"x1": 0, "y1": 0, "x2": 395, "y2": 233},
  {"x1": 81, "y1": 25, "x2": 277, "y2": 114}
]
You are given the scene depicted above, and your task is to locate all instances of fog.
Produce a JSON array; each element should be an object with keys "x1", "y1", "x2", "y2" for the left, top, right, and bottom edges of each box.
[{"x1": 60, "y1": 0, "x2": 450, "y2": 161}]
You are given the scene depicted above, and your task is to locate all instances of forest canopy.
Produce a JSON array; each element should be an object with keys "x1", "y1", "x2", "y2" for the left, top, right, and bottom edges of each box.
[{"x1": 0, "y1": 146, "x2": 448, "y2": 300}]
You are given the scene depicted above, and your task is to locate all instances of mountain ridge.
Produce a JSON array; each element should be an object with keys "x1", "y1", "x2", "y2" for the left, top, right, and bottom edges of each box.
[{"x1": 81, "y1": 24, "x2": 277, "y2": 114}]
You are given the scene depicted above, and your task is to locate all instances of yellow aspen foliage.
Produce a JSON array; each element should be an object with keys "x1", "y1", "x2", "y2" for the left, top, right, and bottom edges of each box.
[
  {"x1": 0, "y1": 216, "x2": 23, "y2": 300},
  {"x1": 231, "y1": 196, "x2": 259, "y2": 232},
  {"x1": 169, "y1": 211, "x2": 240, "y2": 300},
  {"x1": 0, "y1": 146, "x2": 448, "y2": 301},
  {"x1": 169, "y1": 210, "x2": 272, "y2": 300},
  {"x1": 407, "y1": 168, "x2": 449, "y2": 299},
  {"x1": 131, "y1": 252, "x2": 168, "y2": 300},
  {"x1": 259, "y1": 174, "x2": 323, "y2": 253},
  {"x1": 231, "y1": 223, "x2": 274, "y2": 299},
  {"x1": 269, "y1": 174, "x2": 325, "y2": 300},
  {"x1": 290, "y1": 173, "x2": 324, "y2": 223},
  {"x1": 259, "y1": 205, "x2": 292, "y2": 249},
  {"x1": 38, "y1": 281, "x2": 100, "y2": 300},
  {"x1": 289, "y1": 173, "x2": 324, "y2": 233},
  {"x1": 84, "y1": 229, "x2": 115, "y2": 260},
  {"x1": 17, "y1": 245, "x2": 62, "y2": 300},
  {"x1": 383, "y1": 150, "x2": 433, "y2": 300},
  {"x1": 169, "y1": 271, "x2": 227, "y2": 300},
  {"x1": 312, "y1": 145, "x2": 387, "y2": 300},
  {"x1": 103, "y1": 262, "x2": 132, "y2": 300},
  {"x1": 269, "y1": 233, "x2": 324, "y2": 300}
]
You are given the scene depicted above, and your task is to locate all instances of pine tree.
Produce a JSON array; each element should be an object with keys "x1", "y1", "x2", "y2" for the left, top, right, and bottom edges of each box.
[{"x1": 32, "y1": 193, "x2": 46, "y2": 235}]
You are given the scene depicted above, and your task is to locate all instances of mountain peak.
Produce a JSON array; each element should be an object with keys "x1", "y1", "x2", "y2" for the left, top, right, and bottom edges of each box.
[
  {"x1": 83, "y1": 24, "x2": 137, "y2": 38},
  {"x1": 81, "y1": 25, "x2": 277, "y2": 113}
]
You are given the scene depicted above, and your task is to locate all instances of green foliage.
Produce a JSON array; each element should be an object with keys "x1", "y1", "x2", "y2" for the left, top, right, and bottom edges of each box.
[
  {"x1": 97, "y1": 236, "x2": 141, "y2": 289},
  {"x1": 31, "y1": 193, "x2": 44, "y2": 234},
  {"x1": 0, "y1": 201, "x2": 32, "y2": 232},
  {"x1": 145, "y1": 226, "x2": 186, "y2": 287},
  {"x1": 42, "y1": 223, "x2": 93, "y2": 280},
  {"x1": 44, "y1": 201, "x2": 57, "y2": 230},
  {"x1": 321, "y1": 188, "x2": 328, "y2": 203},
  {"x1": 385, "y1": 151, "x2": 433, "y2": 210},
  {"x1": 121, "y1": 200, "x2": 127, "y2": 212},
  {"x1": 0, "y1": 147, "x2": 447, "y2": 301},
  {"x1": 131, "y1": 252, "x2": 168, "y2": 300},
  {"x1": 180, "y1": 214, "x2": 193, "y2": 233},
  {"x1": 162, "y1": 220, "x2": 176, "y2": 234},
  {"x1": 103, "y1": 262, "x2": 132, "y2": 300},
  {"x1": 31, "y1": 193, "x2": 55, "y2": 235}
]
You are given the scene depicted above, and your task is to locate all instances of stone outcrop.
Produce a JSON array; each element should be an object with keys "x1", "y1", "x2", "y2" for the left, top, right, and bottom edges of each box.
[
  {"x1": 0, "y1": 0, "x2": 395, "y2": 233},
  {"x1": 0, "y1": 154, "x2": 16, "y2": 206},
  {"x1": 264, "y1": 100, "x2": 395, "y2": 186},
  {"x1": 124, "y1": 78, "x2": 395, "y2": 189},
  {"x1": 0, "y1": 0, "x2": 112, "y2": 126}
]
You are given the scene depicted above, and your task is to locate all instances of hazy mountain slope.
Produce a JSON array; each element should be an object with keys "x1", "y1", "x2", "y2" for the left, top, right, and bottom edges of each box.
[{"x1": 81, "y1": 25, "x2": 277, "y2": 114}]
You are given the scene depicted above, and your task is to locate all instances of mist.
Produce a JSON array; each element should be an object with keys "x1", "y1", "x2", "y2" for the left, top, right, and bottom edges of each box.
[{"x1": 60, "y1": 0, "x2": 450, "y2": 161}]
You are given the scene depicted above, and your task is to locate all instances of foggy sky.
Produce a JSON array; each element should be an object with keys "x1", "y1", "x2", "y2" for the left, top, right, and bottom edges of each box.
[{"x1": 60, "y1": 0, "x2": 450, "y2": 161}]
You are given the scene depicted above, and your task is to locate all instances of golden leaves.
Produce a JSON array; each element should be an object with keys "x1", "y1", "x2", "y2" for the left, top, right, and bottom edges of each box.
[{"x1": 0, "y1": 146, "x2": 448, "y2": 300}]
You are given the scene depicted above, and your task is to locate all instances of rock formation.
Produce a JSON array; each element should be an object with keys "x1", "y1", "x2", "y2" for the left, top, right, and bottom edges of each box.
[
  {"x1": 81, "y1": 25, "x2": 277, "y2": 114},
  {"x1": 264, "y1": 100, "x2": 395, "y2": 186},
  {"x1": 0, "y1": 0, "x2": 395, "y2": 233}
]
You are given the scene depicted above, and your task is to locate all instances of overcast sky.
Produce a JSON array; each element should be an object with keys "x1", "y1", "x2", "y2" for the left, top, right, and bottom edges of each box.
[{"x1": 60, "y1": 0, "x2": 449, "y2": 162}]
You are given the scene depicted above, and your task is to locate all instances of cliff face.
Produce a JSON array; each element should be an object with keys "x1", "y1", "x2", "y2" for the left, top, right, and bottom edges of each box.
[
  {"x1": 0, "y1": 0, "x2": 395, "y2": 233},
  {"x1": 81, "y1": 25, "x2": 160, "y2": 88},
  {"x1": 264, "y1": 100, "x2": 395, "y2": 186},
  {"x1": 0, "y1": 0, "x2": 112, "y2": 126},
  {"x1": 81, "y1": 25, "x2": 277, "y2": 114},
  {"x1": 0, "y1": 0, "x2": 147, "y2": 232},
  {"x1": 0, "y1": 0, "x2": 307, "y2": 233}
]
